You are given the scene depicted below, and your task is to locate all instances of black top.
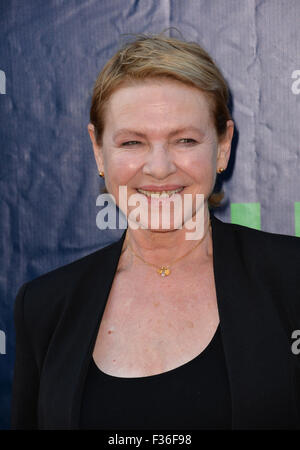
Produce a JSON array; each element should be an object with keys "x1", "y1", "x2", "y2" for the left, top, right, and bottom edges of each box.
[{"x1": 79, "y1": 324, "x2": 232, "y2": 429}]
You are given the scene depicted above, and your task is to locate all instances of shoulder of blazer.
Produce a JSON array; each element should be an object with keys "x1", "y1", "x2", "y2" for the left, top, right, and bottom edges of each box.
[
  {"x1": 213, "y1": 216, "x2": 300, "y2": 328},
  {"x1": 21, "y1": 234, "x2": 124, "y2": 291},
  {"x1": 214, "y1": 216, "x2": 300, "y2": 280},
  {"x1": 25, "y1": 232, "x2": 125, "y2": 289},
  {"x1": 213, "y1": 212, "x2": 298, "y2": 248}
]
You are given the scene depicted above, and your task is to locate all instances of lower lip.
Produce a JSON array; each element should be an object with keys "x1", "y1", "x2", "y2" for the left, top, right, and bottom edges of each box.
[{"x1": 136, "y1": 188, "x2": 185, "y2": 203}]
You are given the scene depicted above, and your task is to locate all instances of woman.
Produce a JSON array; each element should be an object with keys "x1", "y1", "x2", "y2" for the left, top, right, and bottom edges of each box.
[{"x1": 11, "y1": 32, "x2": 300, "y2": 430}]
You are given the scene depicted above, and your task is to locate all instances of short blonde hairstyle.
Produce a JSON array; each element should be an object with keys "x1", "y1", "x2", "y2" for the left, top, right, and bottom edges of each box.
[{"x1": 90, "y1": 30, "x2": 231, "y2": 207}]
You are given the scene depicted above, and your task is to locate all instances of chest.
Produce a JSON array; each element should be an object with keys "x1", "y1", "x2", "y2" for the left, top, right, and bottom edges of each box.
[{"x1": 92, "y1": 263, "x2": 219, "y2": 377}]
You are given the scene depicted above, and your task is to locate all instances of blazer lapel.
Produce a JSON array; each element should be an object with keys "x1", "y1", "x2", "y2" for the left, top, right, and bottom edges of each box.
[
  {"x1": 211, "y1": 215, "x2": 298, "y2": 429},
  {"x1": 38, "y1": 230, "x2": 127, "y2": 429}
]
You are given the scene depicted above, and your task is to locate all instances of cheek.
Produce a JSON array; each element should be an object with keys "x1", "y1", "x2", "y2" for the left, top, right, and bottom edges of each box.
[
  {"x1": 103, "y1": 151, "x2": 144, "y2": 191},
  {"x1": 178, "y1": 148, "x2": 216, "y2": 182}
]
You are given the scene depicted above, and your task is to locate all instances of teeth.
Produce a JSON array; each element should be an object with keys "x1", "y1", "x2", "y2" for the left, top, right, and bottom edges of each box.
[{"x1": 137, "y1": 187, "x2": 184, "y2": 198}]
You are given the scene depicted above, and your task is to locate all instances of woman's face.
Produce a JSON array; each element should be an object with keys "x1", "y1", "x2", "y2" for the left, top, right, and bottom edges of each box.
[{"x1": 88, "y1": 78, "x2": 233, "y2": 231}]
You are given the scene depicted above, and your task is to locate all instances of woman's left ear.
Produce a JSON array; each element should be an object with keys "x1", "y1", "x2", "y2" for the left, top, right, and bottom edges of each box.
[{"x1": 217, "y1": 120, "x2": 234, "y2": 170}]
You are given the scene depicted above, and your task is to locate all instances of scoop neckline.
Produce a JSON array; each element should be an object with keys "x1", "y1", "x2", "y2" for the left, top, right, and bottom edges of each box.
[{"x1": 91, "y1": 323, "x2": 221, "y2": 381}]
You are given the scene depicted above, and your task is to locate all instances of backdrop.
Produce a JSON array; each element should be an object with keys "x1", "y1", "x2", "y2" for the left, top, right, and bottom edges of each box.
[{"x1": 1, "y1": 0, "x2": 299, "y2": 429}]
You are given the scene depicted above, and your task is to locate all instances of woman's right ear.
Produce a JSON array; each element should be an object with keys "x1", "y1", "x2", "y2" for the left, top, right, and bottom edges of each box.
[
  {"x1": 87, "y1": 123, "x2": 97, "y2": 145},
  {"x1": 87, "y1": 123, "x2": 104, "y2": 173}
]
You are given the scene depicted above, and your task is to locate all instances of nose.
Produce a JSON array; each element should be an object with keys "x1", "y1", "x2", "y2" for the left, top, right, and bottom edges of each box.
[{"x1": 142, "y1": 144, "x2": 177, "y2": 179}]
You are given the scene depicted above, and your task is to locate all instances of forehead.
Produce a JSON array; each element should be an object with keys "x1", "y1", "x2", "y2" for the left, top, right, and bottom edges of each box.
[{"x1": 104, "y1": 79, "x2": 213, "y2": 132}]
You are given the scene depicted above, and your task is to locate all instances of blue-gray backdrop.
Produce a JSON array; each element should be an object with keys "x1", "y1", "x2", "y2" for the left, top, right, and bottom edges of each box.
[{"x1": 1, "y1": 0, "x2": 299, "y2": 429}]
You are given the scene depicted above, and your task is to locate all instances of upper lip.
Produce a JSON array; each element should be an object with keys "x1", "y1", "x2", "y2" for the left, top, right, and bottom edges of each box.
[{"x1": 137, "y1": 185, "x2": 185, "y2": 191}]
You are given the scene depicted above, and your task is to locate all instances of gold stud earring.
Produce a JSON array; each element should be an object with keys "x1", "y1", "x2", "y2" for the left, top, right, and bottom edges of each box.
[
  {"x1": 99, "y1": 171, "x2": 104, "y2": 177},
  {"x1": 217, "y1": 168, "x2": 225, "y2": 174}
]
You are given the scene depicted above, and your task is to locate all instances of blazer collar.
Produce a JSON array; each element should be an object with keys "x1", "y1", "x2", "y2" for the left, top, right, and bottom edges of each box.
[{"x1": 39, "y1": 214, "x2": 298, "y2": 429}]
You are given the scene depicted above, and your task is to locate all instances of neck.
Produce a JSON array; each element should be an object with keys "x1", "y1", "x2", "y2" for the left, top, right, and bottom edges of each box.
[{"x1": 122, "y1": 206, "x2": 212, "y2": 267}]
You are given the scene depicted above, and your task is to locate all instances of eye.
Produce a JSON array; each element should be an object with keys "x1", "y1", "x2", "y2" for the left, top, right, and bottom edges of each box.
[
  {"x1": 178, "y1": 138, "x2": 197, "y2": 144},
  {"x1": 121, "y1": 141, "x2": 141, "y2": 146}
]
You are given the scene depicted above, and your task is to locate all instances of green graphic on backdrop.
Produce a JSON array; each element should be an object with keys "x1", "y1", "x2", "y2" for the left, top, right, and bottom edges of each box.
[
  {"x1": 230, "y1": 203, "x2": 261, "y2": 230},
  {"x1": 295, "y1": 202, "x2": 300, "y2": 237}
]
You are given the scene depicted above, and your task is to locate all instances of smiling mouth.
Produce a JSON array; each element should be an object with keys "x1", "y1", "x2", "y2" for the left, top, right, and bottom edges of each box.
[{"x1": 136, "y1": 187, "x2": 185, "y2": 198}]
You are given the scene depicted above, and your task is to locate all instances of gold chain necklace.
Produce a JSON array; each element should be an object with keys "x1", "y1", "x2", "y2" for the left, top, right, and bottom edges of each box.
[{"x1": 124, "y1": 220, "x2": 211, "y2": 277}]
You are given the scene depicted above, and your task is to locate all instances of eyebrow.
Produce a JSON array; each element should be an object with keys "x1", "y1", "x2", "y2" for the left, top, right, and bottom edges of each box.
[{"x1": 113, "y1": 126, "x2": 204, "y2": 140}]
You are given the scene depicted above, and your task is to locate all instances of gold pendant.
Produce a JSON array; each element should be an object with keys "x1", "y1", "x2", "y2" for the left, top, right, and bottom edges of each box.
[{"x1": 157, "y1": 266, "x2": 170, "y2": 277}]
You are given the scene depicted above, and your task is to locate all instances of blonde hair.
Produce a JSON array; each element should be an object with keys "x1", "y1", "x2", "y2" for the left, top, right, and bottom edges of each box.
[{"x1": 90, "y1": 29, "x2": 231, "y2": 207}]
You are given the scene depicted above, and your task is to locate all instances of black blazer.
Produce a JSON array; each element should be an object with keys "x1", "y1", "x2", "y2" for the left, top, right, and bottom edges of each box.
[{"x1": 11, "y1": 214, "x2": 300, "y2": 430}]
